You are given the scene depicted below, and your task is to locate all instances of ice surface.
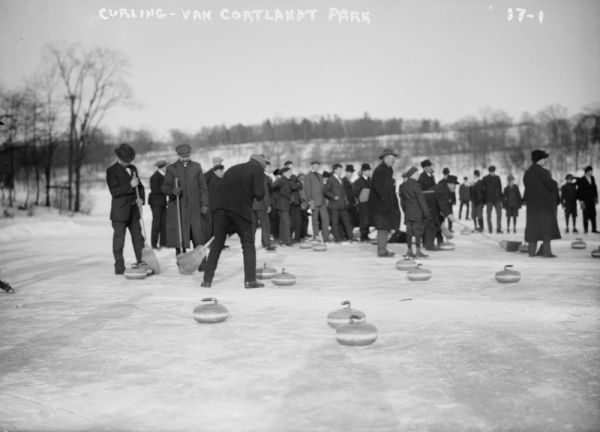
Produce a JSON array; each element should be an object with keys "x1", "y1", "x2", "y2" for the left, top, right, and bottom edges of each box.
[{"x1": 0, "y1": 185, "x2": 599, "y2": 431}]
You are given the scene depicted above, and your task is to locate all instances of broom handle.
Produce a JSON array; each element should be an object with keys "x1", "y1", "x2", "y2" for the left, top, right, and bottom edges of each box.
[
  {"x1": 452, "y1": 218, "x2": 500, "y2": 245},
  {"x1": 133, "y1": 173, "x2": 148, "y2": 242},
  {"x1": 175, "y1": 177, "x2": 184, "y2": 251}
]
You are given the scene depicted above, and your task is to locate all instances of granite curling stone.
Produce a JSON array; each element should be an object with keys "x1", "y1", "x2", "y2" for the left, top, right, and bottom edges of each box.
[
  {"x1": 591, "y1": 246, "x2": 600, "y2": 258},
  {"x1": 335, "y1": 315, "x2": 377, "y2": 346},
  {"x1": 396, "y1": 257, "x2": 419, "y2": 271},
  {"x1": 439, "y1": 242, "x2": 456, "y2": 251},
  {"x1": 407, "y1": 264, "x2": 432, "y2": 281},
  {"x1": 299, "y1": 241, "x2": 313, "y2": 249},
  {"x1": 571, "y1": 238, "x2": 587, "y2": 250},
  {"x1": 256, "y1": 263, "x2": 277, "y2": 280},
  {"x1": 271, "y1": 268, "x2": 296, "y2": 286},
  {"x1": 326, "y1": 300, "x2": 366, "y2": 329},
  {"x1": 193, "y1": 297, "x2": 229, "y2": 323},
  {"x1": 124, "y1": 267, "x2": 147, "y2": 280},
  {"x1": 313, "y1": 242, "x2": 328, "y2": 252},
  {"x1": 495, "y1": 265, "x2": 521, "y2": 283},
  {"x1": 518, "y1": 243, "x2": 529, "y2": 253}
]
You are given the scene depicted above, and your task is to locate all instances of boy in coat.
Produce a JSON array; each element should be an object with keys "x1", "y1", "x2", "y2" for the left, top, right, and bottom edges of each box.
[
  {"x1": 149, "y1": 160, "x2": 167, "y2": 249},
  {"x1": 502, "y1": 175, "x2": 522, "y2": 234},
  {"x1": 353, "y1": 163, "x2": 372, "y2": 242},
  {"x1": 399, "y1": 166, "x2": 430, "y2": 259},
  {"x1": 106, "y1": 143, "x2": 145, "y2": 275},
  {"x1": 576, "y1": 166, "x2": 598, "y2": 233},
  {"x1": 560, "y1": 174, "x2": 578, "y2": 233},
  {"x1": 325, "y1": 163, "x2": 354, "y2": 242}
]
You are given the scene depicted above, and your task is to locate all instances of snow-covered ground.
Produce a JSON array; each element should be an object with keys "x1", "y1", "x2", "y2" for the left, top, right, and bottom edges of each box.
[{"x1": 0, "y1": 185, "x2": 599, "y2": 431}]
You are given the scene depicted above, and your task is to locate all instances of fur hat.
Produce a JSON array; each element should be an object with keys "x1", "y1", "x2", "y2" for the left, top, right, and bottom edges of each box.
[
  {"x1": 176, "y1": 144, "x2": 191, "y2": 157},
  {"x1": 115, "y1": 143, "x2": 136, "y2": 163}
]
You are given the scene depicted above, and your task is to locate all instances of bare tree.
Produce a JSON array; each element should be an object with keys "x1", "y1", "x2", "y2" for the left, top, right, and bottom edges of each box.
[{"x1": 45, "y1": 42, "x2": 132, "y2": 212}]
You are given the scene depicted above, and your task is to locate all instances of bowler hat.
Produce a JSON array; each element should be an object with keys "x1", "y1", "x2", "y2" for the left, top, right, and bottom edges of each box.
[
  {"x1": 360, "y1": 163, "x2": 371, "y2": 171},
  {"x1": 421, "y1": 159, "x2": 432, "y2": 168},
  {"x1": 402, "y1": 166, "x2": 418, "y2": 179},
  {"x1": 446, "y1": 175, "x2": 459, "y2": 185},
  {"x1": 531, "y1": 149, "x2": 549, "y2": 163},
  {"x1": 488, "y1": 165, "x2": 496, "y2": 172},
  {"x1": 115, "y1": 143, "x2": 136, "y2": 163},
  {"x1": 176, "y1": 144, "x2": 191, "y2": 157},
  {"x1": 565, "y1": 173, "x2": 573, "y2": 180},
  {"x1": 442, "y1": 167, "x2": 450, "y2": 175},
  {"x1": 379, "y1": 148, "x2": 398, "y2": 159},
  {"x1": 345, "y1": 164, "x2": 355, "y2": 173}
]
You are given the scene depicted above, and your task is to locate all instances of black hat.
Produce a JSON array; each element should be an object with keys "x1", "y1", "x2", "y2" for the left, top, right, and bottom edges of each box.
[
  {"x1": 584, "y1": 165, "x2": 593, "y2": 173},
  {"x1": 310, "y1": 160, "x2": 320, "y2": 165},
  {"x1": 463, "y1": 176, "x2": 468, "y2": 180},
  {"x1": 345, "y1": 164, "x2": 355, "y2": 173},
  {"x1": 488, "y1": 165, "x2": 496, "y2": 172},
  {"x1": 402, "y1": 167, "x2": 419, "y2": 179},
  {"x1": 531, "y1": 149, "x2": 549, "y2": 163},
  {"x1": 421, "y1": 159, "x2": 432, "y2": 168},
  {"x1": 474, "y1": 170, "x2": 481, "y2": 177},
  {"x1": 446, "y1": 175, "x2": 459, "y2": 185},
  {"x1": 322, "y1": 171, "x2": 331, "y2": 178},
  {"x1": 332, "y1": 163, "x2": 343, "y2": 171},
  {"x1": 273, "y1": 168, "x2": 281, "y2": 176},
  {"x1": 115, "y1": 143, "x2": 136, "y2": 163},
  {"x1": 379, "y1": 148, "x2": 398, "y2": 159},
  {"x1": 214, "y1": 164, "x2": 224, "y2": 171},
  {"x1": 360, "y1": 163, "x2": 371, "y2": 171},
  {"x1": 442, "y1": 167, "x2": 450, "y2": 175},
  {"x1": 156, "y1": 160, "x2": 167, "y2": 168},
  {"x1": 565, "y1": 174, "x2": 573, "y2": 180},
  {"x1": 280, "y1": 167, "x2": 291, "y2": 174},
  {"x1": 284, "y1": 160, "x2": 293, "y2": 166}
]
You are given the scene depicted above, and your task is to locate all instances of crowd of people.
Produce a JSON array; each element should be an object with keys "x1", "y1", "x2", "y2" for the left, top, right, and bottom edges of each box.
[{"x1": 106, "y1": 143, "x2": 598, "y2": 287}]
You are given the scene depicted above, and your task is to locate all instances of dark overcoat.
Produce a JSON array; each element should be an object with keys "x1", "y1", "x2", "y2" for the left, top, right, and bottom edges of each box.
[
  {"x1": 368, "y1": 162, "x2": 400, "y2": 231},
  {"x1": 253, "y1": 174, "x2": 272, "y2": 211},
  {"x1": 399, "y1": 178, "x2": 430, "y2": 223},
  {"x1": 106, "y1": 162, "x2": 145, "y2": 222},
  {"x1": 482, "y1": 174, "x2": 503, "y2": 203},
  {"x1": 162, "y1": 160, "x2": 209, "y2": 248},
  {"x1": 273, "y1": 176, "x2": 293, "y2": 211},
  {"x1": 470, "y1": 179, "x2": 484, "y2": 204},
  {"x1": 148, "y1": 171, "x2": 166, "y2": 207},
  {"x1": 502, "y1": 185, "x2": 522, "y2": 208},
  {"x1": 576, "y1": 175, "x2": 598, "y2": 203},
  {"x1": 523, "y1": 163, "x2": 561, "y2": 242},
  {"x1": 324, "y1": 176, "x2": 348, "y2": 210},
  {"x1": 214, "y1": 160, "x2": 265, "y2": 222}
]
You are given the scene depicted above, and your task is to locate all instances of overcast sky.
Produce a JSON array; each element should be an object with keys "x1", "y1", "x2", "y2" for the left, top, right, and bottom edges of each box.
[{"x1": 1, "y1": 0, "x2": 598, "y2": 138}]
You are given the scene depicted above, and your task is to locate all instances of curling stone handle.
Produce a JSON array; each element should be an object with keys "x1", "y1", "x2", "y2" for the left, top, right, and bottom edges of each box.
[
  {"x1": 349, "y1": 314, "x2": 364, "y2": 323},
  {"x1": 504, "y1": 265, "x2": 513, "y2": 270},
  {"x1": 201, "y1": 297, "x2": 218, "y2": 304},
  {"x1": 281, "y1": 268, "x2": 286, "y2": 274},
  {"x1": 341, "y1": 300, "x2": 351, "y2": 308},
  {"x1": 416, "y1": 263, "x2": 422, "y2": 269}
]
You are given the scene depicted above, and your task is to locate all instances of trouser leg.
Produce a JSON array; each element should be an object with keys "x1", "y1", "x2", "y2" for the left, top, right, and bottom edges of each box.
[
  {"x1": 320, "y1": 205, "x2": 330, "y2": 241},
  {"x1": 129, "y1": 214, "x2": 145, "y2": 263},
  {"x1": 112, "y1": 221, "x2": 127, "y2": 272},
  {"x1": 377, "y1": 230, "x2": 389, "y2": 255},
  {"x1": 234, "y1": 215, "x2": 257, "y2": 282},
  {"x1": 150, "y1": 206, "x2": 161, "y2": 248},
  {"x1": 340, "y1": 209, "x2": 353, "y2": 240},
  {"x1": 279, "y1": 210, "x2": 291, "y2": 244},
  {"x1": 486, "y1": 203, "x2": 493, "y2": 232},
  {"x1": 203, "y1": 209, "x2": 230, "y2": 283}
]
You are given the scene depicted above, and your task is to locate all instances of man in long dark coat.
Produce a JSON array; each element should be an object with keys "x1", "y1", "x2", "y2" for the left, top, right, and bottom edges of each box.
[
  {"x1": 577, "y1": 166, "x2": 598, "y2": 233},
  {"x1": 368, "y1": 148, "x2": 400, "y2": 257},
  {"x1": 304, "y1": 161, "x2": 330, "y2": 242},
  {"x1": 353, "y1": 163, "x2": 372, "y2": 242},
  {"x1": 418, "y1": 159, "x2": 439, "y2": 250},
  {"x1": 253, "y1": 161, "x2": 276, "y2": 250},
  {"x1": 482, "y1": 165, "x2": 503, "y2": 234},
  {"x1": 470, "y1": 170, "x2": 484, "y2": 231},
  {"x1": 343, "y1": 164, "x2": 359, "y2": 231},
  {"x1": 325, "y1": 163, "x2": 354, "y2": 242},
  {"x1": 149, "y1": 160, "x2": 167, "y2": 249},
  {"x1": 106, "y1": 143, "x2": 145, "y2": 274},
  {"x1": 201, "y1": 154, "x2": 266, "y2": 289},
  {"x1": 161, "y1": 144, "x2": 209, "y2": 254},
  {"x1": 523, "y1": 149, "x2": 561, "y2": 257},
  {"x1": 399, "y1": 166, "x2": 430, "y2": 258}
]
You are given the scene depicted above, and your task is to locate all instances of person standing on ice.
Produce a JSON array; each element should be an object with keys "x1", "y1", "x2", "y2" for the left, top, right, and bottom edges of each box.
[
  {"x1": 560, "y1": 174, "x2": 578, "y2": 233},
  {"x1": 149, "y1": 160, "x2": 168, "y2": 249},
  {"x1": 303, "y1": 161, "x2": 330, "y2": 242},
  {"x1": 418, "y1": 159, "x2": 439, "y2": 250},
  {"x1": 201, "y1": 154, "x2": 266, "y2": 289},
  {"x1": 325, "y1": 163, "x2": 354, "y2": 242},
  {"x1": 470, "y1": 170, "x2": 484, "y2": 232},
  {"x1": 482, "y1": 165, "x2": 503, "y2": 234},
  {"x1": 252, "y1": 160, "x2": 276, "y2": 251},
  {"x1": 458, "y1": 176, "x2": 470, "y2": 220},
  {"x1": 576, "y1": 166, "x2": 598, "y2": 234},
  {"x1": 368, "y1": 148, "x2": 400, "y2": 257},
  {"x1": 502, "y1": 175, "x2": 522, "y2": 234},
  {"x1": 399, "y1": 166, "x2": 430, "y2": 259},
  {"x1": 161, "y1": 144, "x2": 209, "y2": 256},
  {"x1": 353, "y1": 163, "x2": 372, "y2": 242},
  {"x1": 106, "y1": 143, "x2": 145, "y2": 275},
  {"x1": 523, "y1": 149, "x2": 561, "y2": 258}
]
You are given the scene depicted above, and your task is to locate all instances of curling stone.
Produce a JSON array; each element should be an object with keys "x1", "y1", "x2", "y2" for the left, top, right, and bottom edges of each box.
[
  {"x1": 439, "y1": 242, "x2": 456, "y2": 251},
  {"x1": 441, "y1": 224, "x2": 454, "y2": 239},
  {"x1": 271, "y1": 268, "x2": 296, "y2": 286},
  {"x1": 326, "y1": 300, "x2": 366, "y2": 329},
  {"x1": 256, "y1": 263, "x2": 277, "y2": 280},
  {"x1": 518, "y1": 243, "x2": 529, "y2": 253},
  {"x1": 407, "y1": 264, "x2": 432, "y2": 281},
  {"x1": 299, "y1": 242, "x2": 313, "y2": 249},
  {"x1": 335, "y1": 315, "x2": 377, "y2": 346},
  {"x1": 591, "y1": 246, "x2": 600, "y2": 258},
  {"x1": 193, "y1": 297, "x2": 229, "y2": 323},
  {"x1": 495, "y1": 265, "x2": 521, "y2": 283},
  {"x1": 571, "y1": 238, "x2": 587, "y2": 249},
  {"x1": 124, "y1": 267, "x2": 147, "y2": 280},
  {"x1": 396, "y1": 257, "x2": 418, "y2": 271},
  {"x1": 313, "y1": 242, "x2": 328, "y2": 252}
]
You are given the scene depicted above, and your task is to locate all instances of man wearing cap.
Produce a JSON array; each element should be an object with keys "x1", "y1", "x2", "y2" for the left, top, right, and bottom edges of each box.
[
  {"x1": 439, "y1": 168, "x2": 456, "y2": 232},
  {"x1": 561, "y1": 174, "x2": 578, "y2": 233},
  {"x1": 303, "y1": 161, "x2": 330, "y2": 242},
  {"x1": 470, "y1": 170, "x2": 484, "y2": 232},
  {"x1": 418, "y1": 159, "x2": 439, "y2": 250},
  {"x1": 502, "y1": 175, "x2": 522, "y2": 234},
  {"x1": 204, "y1": 156, "x2": 224, "y2": 189},
  {"x1": 343, "y1": 164, "x2": 359, "y2": 234},
  {"x1": 106, "y1": 143, "x2": 146, "y2": 274},
  {"x1": 368, "y1": 149, "x2": 400, "y2": 257},
  {"x1": 253, "y1": 160, "x2": 276, "y2": 251},
  {"x1": 399, "y1": 166, "x2": 430, "y2": 258},
  {"x1": 482, "y1": 165, "x2": 503, "y2": 234},
  {"x1": 523, "y1": 149, "x2": 560, "y2": 257},
  {"x1": 325, "y1": 163, "x2": 354, "y2": 242},
  {"x1": 353, "y1": 163, "x2": 372, "y2": 242},
  {"x1": 458, "y1": 176, "x2": 470, "y2": 220},
  {"x1": 149, "y1": 160, "x2": 168, "y2": 249},
  {"x1": 576, "y1": 166, "x2": 598, "y2": 234},
  {"x1": 161, "y1": 144, "x2": 209, "y2": 255},
  {"x1": 202, "y1": 154, "x2": 267, "y2": 288},
  {"x1": 284, "y1": 161, "x2": 304, "y2": 243}
]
